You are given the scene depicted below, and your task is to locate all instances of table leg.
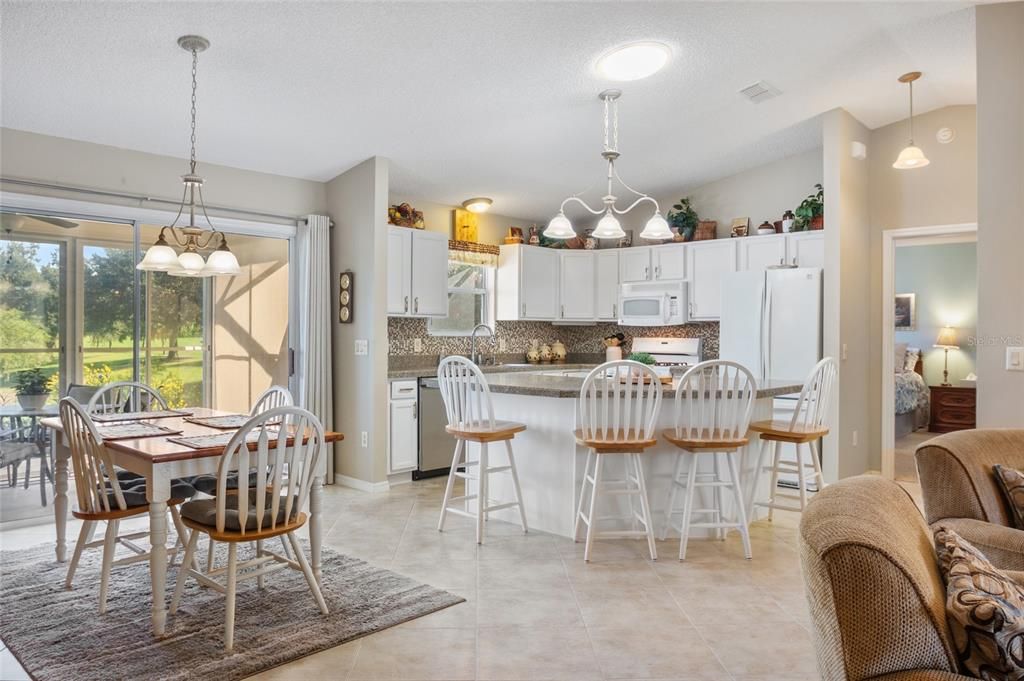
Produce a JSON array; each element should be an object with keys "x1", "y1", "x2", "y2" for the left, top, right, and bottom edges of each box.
[
  {"x1": 53, "y1": 437, "x2": 69, "y2": 563},
  {"x1": 147, "y1": 475, "x2": 171, "y2": 636},
  {"x1": 310, "y1": 475, "x2": 323, "y2": 583}
]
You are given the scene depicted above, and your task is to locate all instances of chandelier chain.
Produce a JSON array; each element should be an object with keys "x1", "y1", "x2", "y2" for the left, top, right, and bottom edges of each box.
[
  {"x1": 603, "y1": 97, "x2": 610, "y2": 151},
  {"x1": 612, "y1": 98, "x2": 619, "y2": 152},
  {"x1": 189, "y1": 47, "x2": 198, "y2": 174}
]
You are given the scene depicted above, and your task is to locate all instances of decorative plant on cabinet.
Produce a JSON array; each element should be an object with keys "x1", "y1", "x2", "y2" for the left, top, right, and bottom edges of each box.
[
  {"x1": 667, "y1": 197, "x2": 700, "y2": 241},
  {"x1": 793, "y1": 183, "x2": 824, "y2": 231}
]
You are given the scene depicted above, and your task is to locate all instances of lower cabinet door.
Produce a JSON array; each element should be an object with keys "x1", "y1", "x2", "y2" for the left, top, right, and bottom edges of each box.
[{"x1": 389, "y1": 400, "x2": 418, "y2": 473}]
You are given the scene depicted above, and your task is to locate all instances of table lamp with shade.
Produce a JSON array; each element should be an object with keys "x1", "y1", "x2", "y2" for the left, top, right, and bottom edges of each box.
[{"x1": 934, "y1": 326, "x2": 960, "y2": 386}]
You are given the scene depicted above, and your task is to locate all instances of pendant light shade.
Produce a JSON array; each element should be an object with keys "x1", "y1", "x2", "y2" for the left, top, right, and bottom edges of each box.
[
  {"x1": 639, "y1": 212, "x2": 672, "y2": 240},
  {"x1": 202, "y1": 245, "x2": 242, "y2": 275},
  {"x1": 543, "y1": 212, "x2": 576, "y2": 239},
  {"x1": 893, "y1": 71, "x2": 930, "y2": 171},
  {"x1": 137, "y1": 237, "x2": 183, "y2": 272},
  {"x1": 169, "y1": 250, "x2": 207, "y2": 277},
  {"x1": 592, "y1": 211, "x2": 625, "y2": 240}
]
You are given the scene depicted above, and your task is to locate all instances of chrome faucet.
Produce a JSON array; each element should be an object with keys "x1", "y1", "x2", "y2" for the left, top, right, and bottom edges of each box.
[{"x1": 470, "y1": 324, "x2": 496, "y2": 366}]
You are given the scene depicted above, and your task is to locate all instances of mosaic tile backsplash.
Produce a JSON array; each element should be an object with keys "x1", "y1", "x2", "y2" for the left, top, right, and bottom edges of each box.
[{"x1": 388, "y1": 317, "x2": 719, "y2": 360}]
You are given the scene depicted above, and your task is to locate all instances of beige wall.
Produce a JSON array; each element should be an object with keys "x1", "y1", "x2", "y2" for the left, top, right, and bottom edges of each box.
[
  {"x1": 327, "y1": 157, "x2": 391, "y2": 484},
  {"x1": 388, "y1": 195, "x2": 537, "y2": 246},
  {"x1": 1, "y1": 128, "x2": 326, "y2": 222},
  {"x1": 976, "y1": 3, "x2": 1024, "y2": 427}
]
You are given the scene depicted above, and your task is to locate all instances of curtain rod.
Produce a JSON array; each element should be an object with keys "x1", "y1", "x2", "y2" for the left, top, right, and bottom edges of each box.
[{"x1": 0, "y1": 176, "x2": 308, "y2": 224}]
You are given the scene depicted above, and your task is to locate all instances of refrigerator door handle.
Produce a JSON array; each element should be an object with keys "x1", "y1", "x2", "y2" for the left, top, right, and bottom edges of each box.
[{"x1": 764, "y1": 281, "x2": 773, "y2": 381}]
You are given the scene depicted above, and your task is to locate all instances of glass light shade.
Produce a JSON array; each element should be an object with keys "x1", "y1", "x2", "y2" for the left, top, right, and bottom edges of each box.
[
  {"x1": 462, "y1": 197, "x2": 493, "y2": 213},
  {"x1": 592, "y1": 212, "x2": 625, "y2": 240},
  {"x1": 202, "y1": 248, "x2": 241, "y2": 276},
  {"x1": 596, "y1": 42, "x2": 670, "y2": 81},
  {"x1": 169, "y1": 250, "x2": 208, "y2": 277},
  {"x1": 892, "y1": 144, "x2": 930, "y2": 169},
  {"x1": 136, "y1": 244, "x2": 183, "y2": 272},
  {"x1": 934, "y1": 326, "x2": 960, "y2": 349},
  {"x1": 639, "y1": 212, "x2": 672, "y2": 240},
  {"x1": 543, "y1": 213, "x2": 576, "y2": 239}
]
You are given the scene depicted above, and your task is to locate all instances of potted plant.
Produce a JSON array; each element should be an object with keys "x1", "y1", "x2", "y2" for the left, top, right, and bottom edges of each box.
[
  {"x1": 794, "y1": 183, "x2": 824, "y2": 231},
  {"x1": 14, "y1": 368, "x2": 49, "y2": 409},
  {"x1": 667, "y1": 197, "x2": 700, "y2": 241}
]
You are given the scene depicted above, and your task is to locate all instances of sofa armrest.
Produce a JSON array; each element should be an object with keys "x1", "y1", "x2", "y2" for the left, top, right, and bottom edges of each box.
[
  {"x1": 868, "y1": 672, "x2": 973, "y2": 681},
  {"x1": 934, "y1": 517, "x2": 1024, "y2": 571}
]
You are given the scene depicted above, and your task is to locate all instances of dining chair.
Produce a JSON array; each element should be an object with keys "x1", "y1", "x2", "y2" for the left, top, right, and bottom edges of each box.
[
  {"x1": 250, "y1": 385, "x2": 293, "y2": 415},
  {"x1": 660, "y1": 360, "x2": 756, "y2": 560},
  {"x1": 59, "y1": 398, "x2": 194, "y2": 614},
  {"x1": 87, "y1": 381, "x2": 169, "y2": 415},
  {"x1": 1, "y1": 413, "x2": 51, "y2": 506},
  {"x1": 751, "y1": 357, "x2": 837, "y2": 517},
  {"x1": 170, "y1": 405, "x2": 329, "y2": 652},
  {"x1": 573, "y1": 360, "x2": 663, "y2": 562},
  {"x1": 436, "y1": 356, "x2": 528, "y2": 545}
]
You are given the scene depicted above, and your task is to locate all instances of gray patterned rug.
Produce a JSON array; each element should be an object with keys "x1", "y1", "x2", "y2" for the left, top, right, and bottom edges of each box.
[{"x1": 0, "y1": 540, "x2": 464, "y2": 680}]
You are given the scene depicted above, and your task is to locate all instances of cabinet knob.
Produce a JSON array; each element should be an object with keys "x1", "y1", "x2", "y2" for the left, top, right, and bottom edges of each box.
[
  {"x1": 655, "y1": 265, "x2": 661, "y2": 279},
  {"x1": 612, "y1": 303, "x2": 617, "y2": 318},
  {"x1": 404, "y1": 295, "x2": 409, "y2": 312},
  {"x1": 414, "y1": 297, "x2": 419, "y2": 313},
  {"x1": 561, "y1": 304, "x2": 565, "y2": 318},
  {"x1": 644, "y1": 266, "x2": 650, "y2": 279},
  {"x1": 792, "y1": 257, "x2": 798, "y2": 266}
]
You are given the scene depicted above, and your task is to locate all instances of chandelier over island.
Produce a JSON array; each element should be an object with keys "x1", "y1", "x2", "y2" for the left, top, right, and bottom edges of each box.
[
  {"x1": 137, "y1": 35, "x2": 240, "y2": 278},
  {"x1": 544, "y1": 90, "x2": 671, "y2": 242}
]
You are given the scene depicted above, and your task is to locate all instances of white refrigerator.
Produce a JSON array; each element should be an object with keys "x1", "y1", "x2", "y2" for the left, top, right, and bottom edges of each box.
[{"x1": 719, "y1": 267, "x2": 823, "y2": 383}]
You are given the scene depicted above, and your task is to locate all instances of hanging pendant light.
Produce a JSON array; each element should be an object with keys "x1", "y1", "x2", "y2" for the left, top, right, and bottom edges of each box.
[
  {"x1": 545, "y1": 90, "x2": 666, "y2": 241},
  {"x1": 137, "y1": 35, "x2": 241, "y2": 277},
  {"x1": 892, "y1": 71, "x2": 930, "y2": 170}
]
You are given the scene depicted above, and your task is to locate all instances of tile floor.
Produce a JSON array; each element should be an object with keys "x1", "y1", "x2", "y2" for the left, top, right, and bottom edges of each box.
[{"x1": 1, "y1": 477, "x2": 821, "y2": 681}]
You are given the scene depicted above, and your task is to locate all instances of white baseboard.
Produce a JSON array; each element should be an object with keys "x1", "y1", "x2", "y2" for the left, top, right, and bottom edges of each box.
[
  {"x1": 334, "y1": 474, "x2": 390, "y2": 493},
  {"x1": 387, "y1": 472, "x2": 413, "y2": 486}
]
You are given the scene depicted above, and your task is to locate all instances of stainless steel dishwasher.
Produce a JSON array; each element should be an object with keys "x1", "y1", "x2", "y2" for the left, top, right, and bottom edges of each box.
[{"x1": 415, "y1": 377, "x2": 460, "y2": 480}]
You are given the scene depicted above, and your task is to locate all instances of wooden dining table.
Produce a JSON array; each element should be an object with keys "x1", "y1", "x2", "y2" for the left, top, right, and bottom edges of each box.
[{"x1": 39, "y1": 407, "x2": 344, "y2": 637}]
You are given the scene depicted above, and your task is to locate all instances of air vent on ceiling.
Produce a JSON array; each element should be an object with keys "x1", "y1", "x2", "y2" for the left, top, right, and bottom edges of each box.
[{"x1": 739, "y1": 81, "x2": 781, "y2": 104}]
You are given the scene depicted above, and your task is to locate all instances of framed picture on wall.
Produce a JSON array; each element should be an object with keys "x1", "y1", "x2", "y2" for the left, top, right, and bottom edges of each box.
[{"x1": 895, "y1": 293, "x2": 916, "y2": 331}]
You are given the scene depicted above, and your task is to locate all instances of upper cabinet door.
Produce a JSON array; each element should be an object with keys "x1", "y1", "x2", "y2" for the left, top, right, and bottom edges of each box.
[
  {"x1": 620, "y1": 247, "x2": 652, "y2": 282},
  {"x1": 595, "y1": 250, "x2": 620, "y2": 320},
  {"x1": 559, "y1": 252, "x2": 596, "y2": 320},
  {"x1": 654, "y1": 244, "x2": 687, "y2": 280},
  {"x1": 410, "y1": 230, "x2": 449, "y2": 317},
  {"x1": 738, "y1": 234, "x2": 787, "y2": 271},
  {"x1": 686, "y1": 240, "x2": 737, "y2": 320},
  {"x1": 386, "y1": 228, "x2": 412, "y2": 315},
  {"x1": 520, "y1": 246, "x2": 559, "y2": 319},
  {"x1": 789, "y1": 232, "x2": 825, "y2": 269}
]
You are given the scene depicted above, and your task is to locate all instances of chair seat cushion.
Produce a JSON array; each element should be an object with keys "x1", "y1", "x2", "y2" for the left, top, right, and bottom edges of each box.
[
  {"x1": 107, "y1": 473, "x2": 196, "y2": 508},
  {"x1": 181, "y1": 490, "x2": 299, "y2": 531},
  {"x1": 190, "y1": 470, "x2": 260, "y2": 496}
]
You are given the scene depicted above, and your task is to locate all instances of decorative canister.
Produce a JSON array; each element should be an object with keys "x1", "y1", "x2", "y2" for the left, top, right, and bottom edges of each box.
[
  {"x1": 781, "y1": 210, "x2": 795, "y2": 233},
  {"x1": 757, "y1": 221, "x2": 776, "y2": 235},
  {"x1": 606, "y1": 345, "x2": 623, "y2": 362},
  {"x1": 526, "y1": 339, "x2": 541, "y2": 363},
  {"x1": 528, "y1": 225, "x2": 540, "y2": 245},
  {"x1": 551, "y1": 340, "x2": 567, "y2": 362},
  {"x1": 539, "y1": 343, "x2": 552, "y2": 362}
]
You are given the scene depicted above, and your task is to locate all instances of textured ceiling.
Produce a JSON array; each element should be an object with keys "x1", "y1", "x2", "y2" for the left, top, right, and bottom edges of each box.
[{"x1": 0, "y1": 2, "x2": 976, "y2": 221}]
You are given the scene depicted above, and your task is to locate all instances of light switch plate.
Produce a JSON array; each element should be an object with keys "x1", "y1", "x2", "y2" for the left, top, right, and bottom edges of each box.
[
  {"x1": 413, "y1": 338, "x2": 422, "y2": 353},
  {"x1": 354, "y1": 339, "x2": 368, "y2": 356},
  {"x1": 1007, "y1": 347, "x2": 1024, "y2": 371},
  {"x1": 498, "y1": 338, "x2": 507, "y2": 352}
]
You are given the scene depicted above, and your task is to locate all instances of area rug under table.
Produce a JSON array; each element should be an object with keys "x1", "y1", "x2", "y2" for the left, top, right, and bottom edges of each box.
[{"x1": 0, "y1": 541, "x2": 465, "y2": 681}]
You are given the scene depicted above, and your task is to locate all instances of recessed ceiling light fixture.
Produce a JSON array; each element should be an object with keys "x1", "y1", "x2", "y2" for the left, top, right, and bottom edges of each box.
[
  {"x1": 461, "y1": 198, "x2": 493, "y2": 213},
  {"x1": 596, "y1": 41, "x2": 670, "y2": 82},
  {"x1": 892, "y1": 71, "x2": 930, "y2": 170}
]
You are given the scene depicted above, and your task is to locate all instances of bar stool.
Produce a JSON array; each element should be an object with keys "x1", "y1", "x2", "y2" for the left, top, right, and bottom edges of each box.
[
  {"x1": 751, "y1": 357, "x2": 837, "y2": 517},
  {"x1": 660, "y1": 361, "x2": 756, "y2": 560},
  {"x1": 436, "y1": 356, "x2": 528, "y2": 544},
  {"x1": 573, "y1": 360, "x2": 663, "y2": 562}
]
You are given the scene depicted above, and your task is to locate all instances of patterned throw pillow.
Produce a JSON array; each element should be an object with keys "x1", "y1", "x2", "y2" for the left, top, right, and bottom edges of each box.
[
  {"x1": 995, "y1": 465, "x2": 1024, "y2": 529},
  {"x1": 934, "y1": 527, "x2": 1024, "y2": 679}
]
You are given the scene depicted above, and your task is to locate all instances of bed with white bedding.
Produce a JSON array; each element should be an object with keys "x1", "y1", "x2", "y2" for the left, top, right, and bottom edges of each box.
[{"x1": 895, "y1": 344, "x2": 930, "y2": 438}]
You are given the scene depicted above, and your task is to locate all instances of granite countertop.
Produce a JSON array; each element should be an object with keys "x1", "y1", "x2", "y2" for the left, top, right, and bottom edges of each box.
[
  {"x1": 388, "y1": 354, "x2": 603, "y2": 380},
  {"x1": 420, "y1": 371, "x2": 804, "y2": 399}
]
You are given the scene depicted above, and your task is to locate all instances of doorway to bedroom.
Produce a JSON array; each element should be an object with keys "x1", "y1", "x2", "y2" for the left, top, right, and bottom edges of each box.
[{"x1": 882, "y1": 224, "x2": 977, "y2": 483}]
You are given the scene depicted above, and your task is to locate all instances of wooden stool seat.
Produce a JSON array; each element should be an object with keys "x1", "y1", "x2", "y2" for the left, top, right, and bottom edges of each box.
[
  {"x1": 749, "y1": 420, "x2": 829, "y2": 444},
  {"x1": 661, "y1": 428, "x2": 749, "y2": 452},
  {"x1": 447, "y1": 420, "x2": 526, "y2": 442},
  {"x1": 182, "y1": 512, "x2": 307, "y2": 543},
  {"x1": 574, "y1": 428, "x2": 658, "y2": 453}
]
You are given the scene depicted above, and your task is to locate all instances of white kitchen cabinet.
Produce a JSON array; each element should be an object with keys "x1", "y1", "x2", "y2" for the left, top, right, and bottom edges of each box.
[
  {"x1": 738, "y1": 234, "x2": 787, "y2": 271},
  {"x1": 595, "y1": 250, "x2": 620, "y2": 320},
  {"x1": 619, "y1": 247, "x2": 652, "y2": 283},
  {"x1": 388, "y1": 380, "x2": 418, "y2": 474},
  {"x1": 497, "y1": 244, "x2": 560, "y2": 320},
  {"x1": 788, "y1": 232, "x2": 825, "y2": 269},
  {"x1": 559, "y1": 251, "x2": 596, "y2": 320},
  {"x1": 686, "y1": 240, "x2": 737, "y2": 320},
  {"x1": 653, "y1": 243, "x2": 687, "y2": 280},
  {"x1": 387, "y1": 227, "x2": 449, "y2": 318}
]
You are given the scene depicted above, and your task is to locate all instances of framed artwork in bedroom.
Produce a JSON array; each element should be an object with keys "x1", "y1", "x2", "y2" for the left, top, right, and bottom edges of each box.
[{"x1": 895, "y1": 293, "x2": 916, "y2": 331}]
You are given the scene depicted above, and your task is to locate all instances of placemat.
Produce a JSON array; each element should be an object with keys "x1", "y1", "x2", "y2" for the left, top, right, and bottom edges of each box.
[
  {"x1": 96, "y1": 423, "x2": 184, "y2": 440},
  {"x1": 183, "y1": 414, "x2": 250, "y2": 429},
  {"x1": 91, "y1": 409, "x2": 193, "y2": 423},
  {"x1": 167, "y1": 427, "x2": 280, "y2": 450}
]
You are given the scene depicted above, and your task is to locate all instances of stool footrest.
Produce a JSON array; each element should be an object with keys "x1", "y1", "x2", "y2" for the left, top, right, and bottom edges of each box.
[{"x1": 483, "y1": 501, "x2": 520, "y2": 512}]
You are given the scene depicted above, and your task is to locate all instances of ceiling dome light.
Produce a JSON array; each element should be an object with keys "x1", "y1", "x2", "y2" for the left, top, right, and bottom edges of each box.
[
  {"x1": 462, "y1": 197, "x2": 493, "y2": 213},
  {"x1": 596, "y1": 42, "x2": 670, "y2": 82},
  {"x1": 592, "y1": 211, "x2": 625, "y2": 240},
  {"x1": 543, "y1": 212, "x2": 576, "y2": 239},
  {"x1": 640, "y1": 212, "x2": 672, "y2": 240},
  {"x1": 892, "y1": 71, "x2": 930, "y2": 170}
]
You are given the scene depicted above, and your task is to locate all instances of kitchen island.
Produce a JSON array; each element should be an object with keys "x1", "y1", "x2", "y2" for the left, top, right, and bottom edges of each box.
[{"x1": 424, "y1": 370, "x2": 805, "y2": 539}]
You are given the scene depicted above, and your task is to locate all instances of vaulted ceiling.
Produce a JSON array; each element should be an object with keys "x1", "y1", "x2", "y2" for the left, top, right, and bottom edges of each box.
[{"x1": 0, "y1": 1, "x2": 976, "y2": 221}]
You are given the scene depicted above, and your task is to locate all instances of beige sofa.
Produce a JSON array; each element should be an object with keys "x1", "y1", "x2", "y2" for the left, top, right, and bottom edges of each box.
[
  {"x1": 916, "y1": 429, "x2": 1024, "y2": 570},
  {"x1": 799, "y1": 475, "x2": 972, "y2": 681}
]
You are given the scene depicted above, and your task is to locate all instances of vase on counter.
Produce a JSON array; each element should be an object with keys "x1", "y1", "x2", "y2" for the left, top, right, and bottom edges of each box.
[
  {"x1": 781, "y1": 210, "x2": 795, "y2": 233},
  {"x1": 606, "y1": 345, "x2": 623, "y2": 362},
  {"x1": 539, "y1": 343, "x2": 552, "y2": 363},
  {"x1": 526, "y1": 339, "x2": 541, "y2": 363},
  {"x1": 551, "y1": 340, "x2": 567, "y2": 362}
]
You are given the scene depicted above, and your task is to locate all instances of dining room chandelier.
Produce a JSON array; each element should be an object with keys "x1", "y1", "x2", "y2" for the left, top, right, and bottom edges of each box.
[
  {"x1": 544, "y1": 90, "x2": 671, "y2": 242},
  {"x1": 137, "y1": 35, "x2": 240, "y2": 277}
]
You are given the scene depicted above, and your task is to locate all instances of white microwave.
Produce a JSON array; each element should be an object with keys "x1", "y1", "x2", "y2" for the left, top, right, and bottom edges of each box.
[{"x1": 618, "y1": 280, "x2": 688, "y2": 326}]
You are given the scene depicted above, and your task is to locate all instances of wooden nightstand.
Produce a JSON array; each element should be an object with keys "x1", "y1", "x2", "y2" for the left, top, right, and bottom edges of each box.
[{"x1": 929, "y1": 385, "x2": 976, "y2": 433}]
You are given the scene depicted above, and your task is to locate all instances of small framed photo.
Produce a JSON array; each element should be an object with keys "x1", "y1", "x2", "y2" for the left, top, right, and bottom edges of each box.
[{"x1": 894, "y1": 293, "x2": 916, "y2": 331}]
